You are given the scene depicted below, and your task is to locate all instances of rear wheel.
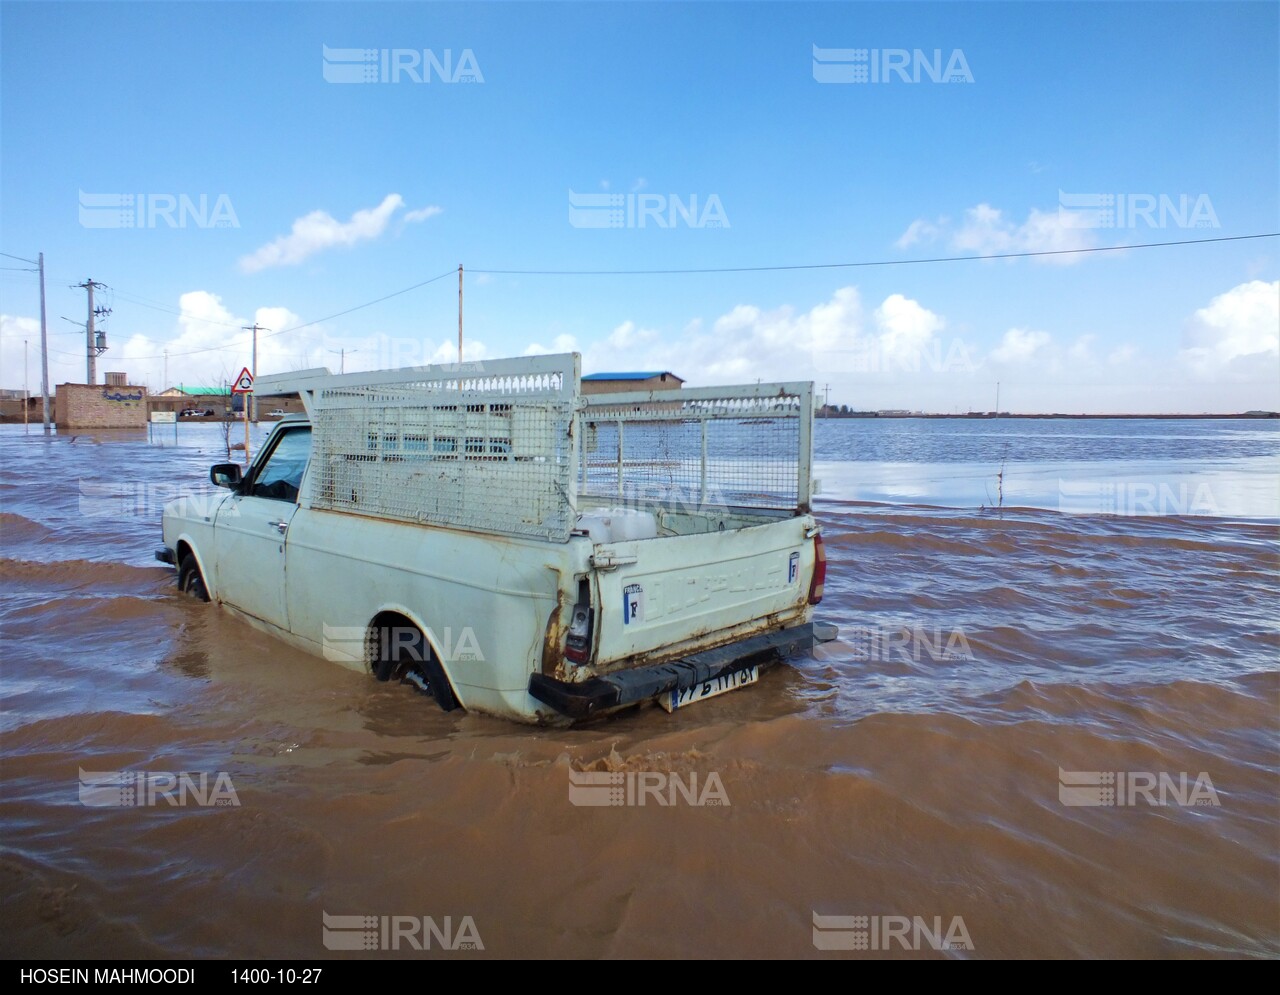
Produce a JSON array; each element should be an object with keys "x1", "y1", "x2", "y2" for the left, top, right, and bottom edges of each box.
[
  {"x1": 177, "y1": 553, "x2": 209, "y2": 602},
  {"x1": 368, "y1": 622, "x2": 459, "y2": 712}
]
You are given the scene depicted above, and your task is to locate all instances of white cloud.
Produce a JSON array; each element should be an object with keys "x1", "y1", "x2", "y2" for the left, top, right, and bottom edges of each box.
[
  {"x1": 1067, "y1": 334, "x2": 1096, "y2": 363},
  {"x1": 875, "y1": 293, "x2": 944, "y2": 360},
  {"x1": 1179, "y1": 279, "x2": 1279, "y2": 373},
  {"x1": 430, "y1": 339, "x2": 489, "y2": 365},
  {"x1": 524, "y1": 333, "x2": 579, "y2": 356},
  {"x1": 0, "y1": 314, "x2": 40, "y2": 337},
  {"x1": 897, "y1": 202, "x2": 1098, "y2": 263},
  {"x1": 109, "y1": 292, "x2": 328, "y2": 389},
  {"x1": 894, "y1": 218, "x2": 940, "y2": 249},
  {"x1": 0, "y1": 314, "x2": 44, "y2": 393},
  {"x1": 606, "y1": 320, "x2": 657, "y2": 351},
  {"x1": 239, "y1": 193, "x2": 408, "y2": 273},
  {"x1": 990, "y1": 327, "x2": 1051, "y2": 363},
  {"x1": 532, "y1": 286, "x2": 963, "y2": 389},
  {"x1": 403, "y1": 205, "x2": 443, "y2": 224}
]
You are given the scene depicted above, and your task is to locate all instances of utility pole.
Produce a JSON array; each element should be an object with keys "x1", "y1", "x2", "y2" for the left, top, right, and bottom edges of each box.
[
  {"x1": 242, "y1": 324, "x2": 265, "y2": 420},
  {"x1": 995, "y1": 381, "x2": 1000, "y2": 416},
  {"x1": 76, "y1": 279, "x2": 109, "y2": 384},
  {"x1": 824, "y1": 383, "x2": 831, "y2": 409},
  {"x1": 457, "y1": 264, "x2": 464, "y2": 364},
  {"x1": 38, "y1": 253, "x2": 49, "y2": 432},
  {"x1": 23, "y1": 339, "x2": 29, "y2": 432},
  {"x1": 163, "y1": 350, "x2": 168, "y2": 391},
  {"x1": 327, "y1": 348, "x2": 356, "y2": 374}
]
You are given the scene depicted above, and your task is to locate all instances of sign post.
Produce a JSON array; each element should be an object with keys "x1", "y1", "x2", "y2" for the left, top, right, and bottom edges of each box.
[
  {"x1": 149, "y1": 409, "x2": 177, "y2": 445},
  {"x1": 232, "y1": 366, "x2": 254, "y2": 464}
]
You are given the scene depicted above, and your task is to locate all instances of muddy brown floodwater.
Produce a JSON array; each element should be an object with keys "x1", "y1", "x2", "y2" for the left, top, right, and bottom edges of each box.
[{"x1": 1, "y1": 422, "x2": 1277, "y2": 958}]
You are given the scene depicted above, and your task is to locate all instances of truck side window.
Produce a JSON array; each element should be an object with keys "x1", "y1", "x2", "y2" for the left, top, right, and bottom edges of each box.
[{"x1": 250, "y1": 428, "x2": 312, "y2": 502}]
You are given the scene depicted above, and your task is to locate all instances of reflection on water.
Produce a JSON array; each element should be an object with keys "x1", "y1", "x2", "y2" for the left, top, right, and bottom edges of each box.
[{"x1": 813, "y1": 418, "x2": 1279, "y2": 519}]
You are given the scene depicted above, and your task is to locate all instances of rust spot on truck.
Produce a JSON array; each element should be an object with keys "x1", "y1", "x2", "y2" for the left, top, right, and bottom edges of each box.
[{"x1": 541, "y1": 587, "x2": 568, "y2": 679}]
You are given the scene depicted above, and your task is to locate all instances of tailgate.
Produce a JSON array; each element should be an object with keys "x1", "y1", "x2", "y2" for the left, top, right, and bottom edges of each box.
[{"x1": 590, "y1": 515, "x2": 815, "y2": 669}]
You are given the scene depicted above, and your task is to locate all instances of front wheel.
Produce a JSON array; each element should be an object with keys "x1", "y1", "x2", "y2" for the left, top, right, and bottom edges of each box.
[{"x1": 177, "y1": 553, "x2": 210, "y2": 602}]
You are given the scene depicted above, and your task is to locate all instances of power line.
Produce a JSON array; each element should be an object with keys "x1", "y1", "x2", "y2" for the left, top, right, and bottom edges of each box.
[
  {"x1": 108, "y1": 289, "x2": 245, "y2": 328},
  {"x1": 0, "y1": 329, "x2": 81, "y2": 340},
  {"x1": 124, "y1": 267, "x2": 458, "y2": 360},
  {"x1": 470, "y1": 232, "x2": 1279, "y2": 276},
  {"x1": 18, "y1": 232, "x2": 1278, "y2": 364}
]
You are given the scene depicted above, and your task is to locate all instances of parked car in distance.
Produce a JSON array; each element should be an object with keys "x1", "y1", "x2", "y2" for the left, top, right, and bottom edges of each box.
[
  {"x1": 156, "y1": 354, "x2": 833, "y2": 724},
  {"x1": 266, "y1": 409, "x2": 287, "y2": 417}
]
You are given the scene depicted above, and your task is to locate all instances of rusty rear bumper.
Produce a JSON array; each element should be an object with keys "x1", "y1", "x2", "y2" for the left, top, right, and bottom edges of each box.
[{"x1": 528, "y1": 623, "x2": 815, "y2": 720}]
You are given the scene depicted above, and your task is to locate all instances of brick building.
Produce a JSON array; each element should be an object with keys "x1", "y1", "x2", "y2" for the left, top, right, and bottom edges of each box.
[{"x1": 55, "y1": 379, "x2": 148, "y2": 429}]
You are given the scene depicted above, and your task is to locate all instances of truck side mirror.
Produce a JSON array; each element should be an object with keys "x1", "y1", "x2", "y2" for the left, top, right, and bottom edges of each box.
[{"x1": 210, "y1": 463, "x2": 242, "y2": 488}]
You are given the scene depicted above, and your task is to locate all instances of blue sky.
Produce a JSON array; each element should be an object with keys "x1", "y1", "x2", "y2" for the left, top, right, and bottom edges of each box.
[{"x1": 2, "y1": 1, "x2": 1277, "y2": 413}]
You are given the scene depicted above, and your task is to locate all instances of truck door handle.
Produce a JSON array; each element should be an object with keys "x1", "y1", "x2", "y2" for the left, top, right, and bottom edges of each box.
[{"x1": 268, "y1": 520, "x2": 289, "y2": 535}]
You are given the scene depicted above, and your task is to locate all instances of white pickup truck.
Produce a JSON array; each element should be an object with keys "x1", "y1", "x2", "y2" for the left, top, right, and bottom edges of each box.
[{"x1": 156, "y1": 354, "x2": 831, "y2": 724}]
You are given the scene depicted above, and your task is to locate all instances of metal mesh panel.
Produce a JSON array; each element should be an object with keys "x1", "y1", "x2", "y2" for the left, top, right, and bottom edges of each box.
[
  {"x1": 303, "y1": 361, "x2": 579, "y2": 542},
  {"x1": 578, "y1": 387, "x2": 812, "y2": 512}
]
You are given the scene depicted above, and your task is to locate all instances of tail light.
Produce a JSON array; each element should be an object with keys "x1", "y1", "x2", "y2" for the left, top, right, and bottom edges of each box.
[
  {"x1": 565, "y1": 602, "x2": 594, "y2": 664},
  {"x1": 808, "y1": 533, "x2": 827, "y2": 605}
]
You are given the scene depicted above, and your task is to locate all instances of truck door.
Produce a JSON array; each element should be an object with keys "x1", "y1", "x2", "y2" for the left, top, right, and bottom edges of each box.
[{"x1": 213, "y1": 426, "x2": 311, "y2": 630}]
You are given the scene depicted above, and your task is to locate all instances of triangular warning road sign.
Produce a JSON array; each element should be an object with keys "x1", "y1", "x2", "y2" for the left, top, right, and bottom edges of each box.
[{"x1": 232, "y1": 367, "x2": 254, "y2": 393}]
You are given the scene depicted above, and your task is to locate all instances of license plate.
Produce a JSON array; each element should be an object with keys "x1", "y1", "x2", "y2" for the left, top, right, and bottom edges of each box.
[{"x1": 662, "y1": 664, "x2": 759, "y2": 712}]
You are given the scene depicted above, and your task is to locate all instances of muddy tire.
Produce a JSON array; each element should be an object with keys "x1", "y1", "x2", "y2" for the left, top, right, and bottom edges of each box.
[
  {"x1": 177, "y1": 553, "x2": 210, "y2": 603},
  {"x1": 370, "y1": 623, "x2": 459, "y2": 712}
]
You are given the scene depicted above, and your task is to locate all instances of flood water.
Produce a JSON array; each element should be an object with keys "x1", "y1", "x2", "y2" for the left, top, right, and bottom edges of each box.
[{"x1": 1, "y1": 419, "x2": 1277, "y2": 958}]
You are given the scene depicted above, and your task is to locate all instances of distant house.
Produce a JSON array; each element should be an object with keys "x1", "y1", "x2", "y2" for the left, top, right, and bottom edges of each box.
[
  {"x1": 151, "y1": 385, "x2": 232, "y2": 416},
  {"x1": 581, "y1": 371, "x2": 684, "y2": 395},
  {"x1": 148, "y1": 385, "x2": 304, "y2": 418}
]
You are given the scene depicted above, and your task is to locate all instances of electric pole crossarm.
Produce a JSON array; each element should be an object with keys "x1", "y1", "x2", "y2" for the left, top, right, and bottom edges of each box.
[
  {"x1": 74, "y1": 279, "x2": 109, "y2": 385},
  {"x1": 242, "y1": 324, "x2": 266, "y2": 421}
]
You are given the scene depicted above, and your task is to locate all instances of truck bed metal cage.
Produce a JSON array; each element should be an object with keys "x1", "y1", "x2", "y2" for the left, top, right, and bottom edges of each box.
[
  {"x1": 258, "y1": 356, "x2": 580, "y2": 542},
  {"x1": 578, "y1": 383, "x2": 813, "y2": 515},
  {"x1": 255, "y1": 355, "x2": 814, "y2": 543}
]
